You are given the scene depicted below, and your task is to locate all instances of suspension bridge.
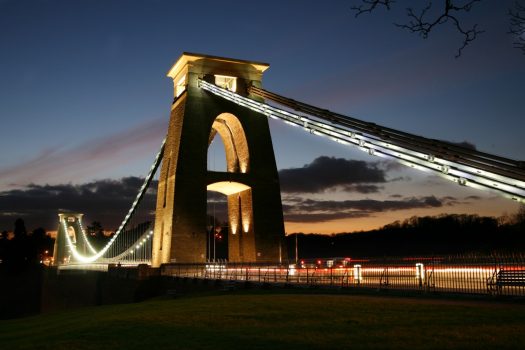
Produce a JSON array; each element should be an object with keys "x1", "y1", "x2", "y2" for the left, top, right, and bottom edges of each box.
[{"x1": 53, "y1": 52, "x2": 525, "y2": 274}]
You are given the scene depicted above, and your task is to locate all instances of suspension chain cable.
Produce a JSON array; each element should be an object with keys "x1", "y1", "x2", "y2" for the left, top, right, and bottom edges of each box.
[
  {"x1": 198, "y1": 79, "x2": 524, "y2": 203},
  {"x1": 63, "y1": 138, "x2": 166, "y2": 263}
]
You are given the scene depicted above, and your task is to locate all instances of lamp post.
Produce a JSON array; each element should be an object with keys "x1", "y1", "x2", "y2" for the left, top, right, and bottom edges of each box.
[
  {"x1": 206, "y1": 225, "x2": 212, "y2": 262},
  {"x1": 295, "y1": 234, "x2": 298, "y2": 265},
  {"x1": 214, "y1": 226, "x2": 222, "y2": 262}
]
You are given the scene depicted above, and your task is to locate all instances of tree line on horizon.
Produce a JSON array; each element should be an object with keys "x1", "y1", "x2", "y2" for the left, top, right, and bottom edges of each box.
[
  {"x1": 1, "y1": 206, "x2": 524, "y2": 268},
  {"x1": 0, "y1": 219, "x2": 54, "y2": 269},
  {"x1": 0, "y1": 219, "x2": 114, "y2": 269},
  {"x1": 285, "y1": 206, "x2": 525, "y2": 259}
]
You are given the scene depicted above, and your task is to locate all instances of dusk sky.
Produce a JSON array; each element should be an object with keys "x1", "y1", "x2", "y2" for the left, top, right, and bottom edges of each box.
[{"x1": 0, "y1": 0, "x2": 524, "y2": 234}]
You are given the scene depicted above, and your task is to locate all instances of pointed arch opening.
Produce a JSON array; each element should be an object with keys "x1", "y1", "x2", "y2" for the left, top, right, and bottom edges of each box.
[{"x1": 207, "y1": 113, "x2": 250, "y2": 173}]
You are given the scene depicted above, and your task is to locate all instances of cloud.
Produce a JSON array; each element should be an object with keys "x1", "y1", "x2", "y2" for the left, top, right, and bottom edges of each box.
[
  {"x1": 441, "y1": 140, "x2": 477, "y2": 150},
  {"x1": 0, "y1": 177, "x2": 158, "y2": 231},
  {"x1": 379, "y1": 160, "x2": 405, "y2": 172},
  {"x1": 0, "y1": 172, "x2": 484, "y2": 233},
  {"x1": 0, "y1": 176, "x2": 234, "y2": 232},
  {"x1": 207, "y1": 191, "x2": 227, "y2": 202},
  {"x1": 282, "y1": 195, "x2": 451, "y2": 223},
  {"x1": 0, "y1": 117, "x2": 167, "y2": 190},
  {"x1": 278, "y1": 156, "x2": 387, "y2": 193},
  {"x1": 284, "y1": 211, "x2": 371, "y2": 223},
  {"x1": 465, "y1": 195, "x2": 481, "y2": 200}
]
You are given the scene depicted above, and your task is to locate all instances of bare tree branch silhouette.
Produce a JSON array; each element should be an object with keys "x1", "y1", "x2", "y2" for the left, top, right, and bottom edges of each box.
[
  {"x1": 509, "y1": 1, "x2": 525, "y2": 54},
  {"x1": 352, "y1": 1, "x2": 490, "y2": 57}
]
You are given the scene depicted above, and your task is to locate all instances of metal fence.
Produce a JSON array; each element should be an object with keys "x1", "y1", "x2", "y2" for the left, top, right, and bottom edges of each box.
[{"x1": 160, "y1": 254, "x2": 525, "y2": 297}]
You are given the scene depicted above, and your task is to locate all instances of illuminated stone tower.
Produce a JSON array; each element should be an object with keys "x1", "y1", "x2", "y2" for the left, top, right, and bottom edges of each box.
[
  {"x1": 53, "y1": 212, "x2": 85, "y2": 265},
  {"x1": 151, "y1": 53, "x2": 286, "y2": 267}
]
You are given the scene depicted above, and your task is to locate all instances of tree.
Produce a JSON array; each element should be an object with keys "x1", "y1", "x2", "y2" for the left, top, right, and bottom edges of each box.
[
  {"x1": 29, "y1": 227, "x2": 54, "y2": 264},
  {"x1": 87, "y1": 221, "x2": 107, "y2": 249},
  {"x1": 0, "y1": 230, "x2": 8, "y2": 264},
  {"x1": 8, "y1": 218, "x2": 29, "y2": 265},
  {"x1": 13, "y1": 218, "x2": 27, "y2": 239},
  {"x1": 351, "y1": 0, "x2": 524, "y2": 57},
  {"x1": 509, "y1": 1, "x2": 525, "y2": 54},
  {"x1": 513, "y1": 204, "x2": 525, "y2": 226},
  {"x1": 87, "y1": 221, "x2": 104, "y2": 238}
]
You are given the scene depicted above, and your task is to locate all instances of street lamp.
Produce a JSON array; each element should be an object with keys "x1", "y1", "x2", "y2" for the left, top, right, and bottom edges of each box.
[{"x1": 206, "y1": 225, "x2": 212, "y2": 262}]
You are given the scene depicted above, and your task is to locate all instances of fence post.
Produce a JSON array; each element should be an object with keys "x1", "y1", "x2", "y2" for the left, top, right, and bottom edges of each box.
[
  {"x1": 306, "y1": 267, "x2": 309, "y2": 284},
  {"x1": 354, "y1": 264, "x2": 362, "y2": 285},
  {"x1": 416, "y1": 263, "x2": 424, "y2": 289}
]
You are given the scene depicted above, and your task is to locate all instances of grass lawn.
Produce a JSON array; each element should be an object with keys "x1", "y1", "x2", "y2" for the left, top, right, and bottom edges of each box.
[{"x1": 1, "y1": 291, "x2": 525, "y2": 349}]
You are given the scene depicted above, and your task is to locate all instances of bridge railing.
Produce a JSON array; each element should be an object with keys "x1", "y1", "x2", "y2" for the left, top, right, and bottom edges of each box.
[{"x1": 160, "y1": 254, "x2": 525, "y2": 297}]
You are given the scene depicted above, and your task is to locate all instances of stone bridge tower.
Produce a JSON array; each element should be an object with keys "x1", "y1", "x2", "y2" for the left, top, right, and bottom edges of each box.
[
  {"x1": 151, "y1": 53, "x2": 286, "y2": 267},
  {"x1": 53, "y1": 212, "x2": 85, "y2": 265}
]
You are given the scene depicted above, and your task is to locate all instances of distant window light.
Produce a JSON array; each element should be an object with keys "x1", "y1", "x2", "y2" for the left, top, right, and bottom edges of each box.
[
  {"x1": 175, "y1": 75, "x2": 186, "y2": 98},
  {"x1": 214, "y1": 75, "x2": 237, "y2": 92}
]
